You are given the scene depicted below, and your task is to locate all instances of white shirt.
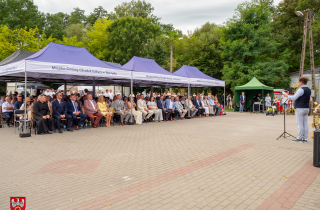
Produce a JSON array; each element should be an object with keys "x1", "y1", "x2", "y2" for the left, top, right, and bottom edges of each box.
[
  {"x1": 2, "y1": 101, "x2": 13, "y2": 113},
  {"x1": 281, "y1": 95, "x2": 288, "y2": 104},
  {"x1": 89, "y1": 100, "x2": 95, "y2": 109},
  {"x1": 109, "y1": 92, "x2": 114, "y2": 100},
  {"x1": 0, "y1": 99, "x2": 4, "y2": 107},
  {"x1": 49, "y1": 91, "x2": 54, "y2": 97},
  {"x1": 169, "y1": 101, "x2": 173, "y2": 109},
  {"x1": 71, "y1": 100, "x2": 78, "y2": 113},
  {"x1": 103, "y1": 93, "x2": 109, "y2": 98}
]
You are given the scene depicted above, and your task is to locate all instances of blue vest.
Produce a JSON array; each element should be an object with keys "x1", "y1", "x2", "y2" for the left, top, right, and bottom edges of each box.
[{"x1": 295, "y1": 87, "x2": 311, "y2": 108}]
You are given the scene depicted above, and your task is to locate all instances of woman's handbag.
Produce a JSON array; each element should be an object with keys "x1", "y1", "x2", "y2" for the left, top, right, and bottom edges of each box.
[{"x1": 241, "y1": 101, "x2": 245, "y2": 105}]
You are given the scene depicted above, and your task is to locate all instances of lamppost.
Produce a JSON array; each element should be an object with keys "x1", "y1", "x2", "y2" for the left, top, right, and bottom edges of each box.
[
  {"x1": 296, "y1": 9, "x2": 316, "y2": 101},
  {"x1": 165, "y1": 36, "x2": 183, "y2": 93}
]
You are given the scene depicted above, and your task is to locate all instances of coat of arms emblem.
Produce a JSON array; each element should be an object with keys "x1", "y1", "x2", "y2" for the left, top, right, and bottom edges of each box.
[{"x1": 10, "y1": 197, "x2": 26, "y2": 210}]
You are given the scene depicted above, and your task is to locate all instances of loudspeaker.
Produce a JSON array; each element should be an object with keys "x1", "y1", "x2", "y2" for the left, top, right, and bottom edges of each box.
[
  {"x1": 20, "y1": 133, "x2": 31, "y2": 138},
  {"x1": 314, "y1": 130, "x2": 320, "y2": 167}
]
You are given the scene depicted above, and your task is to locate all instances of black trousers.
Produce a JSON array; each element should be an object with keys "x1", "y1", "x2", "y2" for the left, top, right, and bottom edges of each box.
[{"x1": 35, "y1": 117, "x2": 54, "y2": 134}]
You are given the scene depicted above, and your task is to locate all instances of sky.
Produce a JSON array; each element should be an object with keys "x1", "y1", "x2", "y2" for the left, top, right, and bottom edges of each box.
[{"x1": 33, "y1": 0, "x2": 283, "y2": 34}]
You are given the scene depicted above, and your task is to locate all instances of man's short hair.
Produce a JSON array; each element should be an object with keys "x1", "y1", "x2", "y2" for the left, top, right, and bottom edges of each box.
[
  {"x1": 70, "y1": 94, "x2": 75, "y2": 97},
  {"x1": 299, "y1": 77, "x2": 308, "y2": 85},
  {"x1": 38, "y1": 94, "x2": 45, "y2": 100},
  {"x1": 5, "y1": 96, "x2": 10, "y2": 100}
]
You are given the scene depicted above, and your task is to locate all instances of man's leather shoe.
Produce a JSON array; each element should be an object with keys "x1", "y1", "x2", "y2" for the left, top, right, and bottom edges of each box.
[
  {"x1": 173, "y1": 118, "x2": 176, "y2": 120},
  {"x1": 180, "y1": 117, "x2": 184, "y2": 120},
  {"x1": 67, "y1": 128, "x2": 73, "y2": 132},
  {"x1": 121, "y1": 123, "x2": 124, "y2": 126},
  {"x1": 58, "y1": 130, "x2": 63, "y2": 134},
  {"x1": 123, "y1": 121, "x2": 127, "y2": 125},
  {"x1": 92, "y1": 125, "x2": 97, "y2": 128},
  {"x1": 46, "y1": 130, "x2": 53, "y2": 134}
]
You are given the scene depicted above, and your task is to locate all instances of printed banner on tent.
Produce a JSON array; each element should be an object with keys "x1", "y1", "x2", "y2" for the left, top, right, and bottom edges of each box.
[
  {"x1": 189, "y1": 78, "x2": 225, "y2": 87},
  {"x1": 133, "y1": 72, "x2": 189, "y2": 84},
  {"x1": 26, "y1": 61, "x2": 132, "y2": 79},
  {"x1": 0, "y1": 60, "x2": 25, "y2": 75}
]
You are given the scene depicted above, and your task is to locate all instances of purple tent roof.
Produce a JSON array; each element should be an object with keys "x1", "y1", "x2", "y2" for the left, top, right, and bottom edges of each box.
[
  {"x1": 26, "y1": 42, "x2": 119, "y2": 69},
  {"x1": 122, "y1": 56, "x2": 172, "y2": 75},
  {"x1": 174, "y1": 65, "x2": 223, "y2": 81}
]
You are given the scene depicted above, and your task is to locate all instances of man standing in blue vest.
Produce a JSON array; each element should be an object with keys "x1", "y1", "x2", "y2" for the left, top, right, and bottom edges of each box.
[{"x1": 283, "y1": 77, "x2": 311, "y2": 143}]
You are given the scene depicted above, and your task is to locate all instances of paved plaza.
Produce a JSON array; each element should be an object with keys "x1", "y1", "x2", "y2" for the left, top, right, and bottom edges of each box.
[{"x1": 1, "y1": 112, "x2": 320, "y2": 210}]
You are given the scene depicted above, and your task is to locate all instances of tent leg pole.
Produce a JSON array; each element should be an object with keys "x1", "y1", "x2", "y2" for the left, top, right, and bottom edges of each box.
[
  {"x1": 93, "y1": 77, "x2": 96, "y2": 97},
  {"x1": 151, "y1": 84, "x2": 153, "y2": 96},
  {"x1": 64, "y1": 81, "x2": 67, "y2": 96},
  {"x1": 130, "y1": 72, "x2": 133, "y2": 124},
  {"x1": 186, "y1": 82, "x2": 191, "y2": 119},
  {"x1": 262, "y1": 89, "x2": 264, "y2": 113},
  {"x1": 24, "y1": 70, "x2": 27, "y2": 133},
  {"x1": 121, "y1": 85, "x2": 123, "y2": 96},
  {"x1": 224, "y1": 86, "x2": 225, "y2": 110}
]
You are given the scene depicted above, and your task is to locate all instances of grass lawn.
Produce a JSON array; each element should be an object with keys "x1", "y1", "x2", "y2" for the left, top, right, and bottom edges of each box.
[{"x1": 224, "y1": 107, "x2": 234, "y2": 112}]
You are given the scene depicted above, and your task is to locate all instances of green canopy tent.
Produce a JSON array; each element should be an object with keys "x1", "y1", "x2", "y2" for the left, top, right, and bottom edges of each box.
[{"x1": 234, "y1": 77, "x2": 274, "y2": 112}]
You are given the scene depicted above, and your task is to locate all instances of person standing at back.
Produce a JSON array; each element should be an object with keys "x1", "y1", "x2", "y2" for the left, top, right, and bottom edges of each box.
[
  {"x1": 220, "y1": 94, "x2": 225, "y2": 107},
  {"x1": 142, "y1": 89, "x2": 147, "y2": 98},
  {"x1": 282, "y1": 77, "x2": 311, "y2": 143},
  {"x1": 240, "y1": 92, "x2": 246, "y2": 112}
]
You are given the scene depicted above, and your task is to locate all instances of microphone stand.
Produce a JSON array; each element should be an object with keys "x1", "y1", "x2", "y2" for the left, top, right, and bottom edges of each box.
[{"x1": 277, "y1": 98, "x2": 296, "y2": 140}]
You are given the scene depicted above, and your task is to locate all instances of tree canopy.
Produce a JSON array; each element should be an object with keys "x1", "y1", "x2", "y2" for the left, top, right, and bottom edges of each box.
[{"x1": 1, "y1": 0, "x2": 319, "y2": 94}]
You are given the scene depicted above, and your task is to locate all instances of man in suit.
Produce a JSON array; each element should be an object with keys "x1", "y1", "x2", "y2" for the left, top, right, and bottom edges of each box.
[
  {"x1": 67, "y1": 94, "x2": 87, "y2": 130},
  {"x1": 193, "y1": 96, "x2": 205, "y2": 117},
  {"x1": 137, "y1": 94, "x2": 153, "y2": 121},
  {"x1": 174, "y1": 96, "x2": 187, "y2": 119},
  {"x1": 52, "y1": 92, "x2": 73, "y2": 133},
  {"x1": 165, "y1": 96, "x2": 176, "y2": 121},
  {"x1": 185, "y1": 96, "x2": 198, "y2": 117},
  {"x1": 84, "y1": 93, "x2": 103, "y2": 128},
  {"x1": 220, "y1": 94, "x2": 225, "y2": 107},
  {"x1": 156, "y1": 95, "x2": 166, "y2": 120},
  {"x1": 114, "y1": 94, "x2": 132, "y2": 125}
]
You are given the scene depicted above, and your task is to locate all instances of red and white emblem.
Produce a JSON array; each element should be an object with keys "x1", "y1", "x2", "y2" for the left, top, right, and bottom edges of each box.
[{"x1": 10, "y1": 197, "x2": 26, "y2": 210}]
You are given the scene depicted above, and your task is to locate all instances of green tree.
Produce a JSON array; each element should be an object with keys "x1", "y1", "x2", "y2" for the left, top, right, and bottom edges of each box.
[
  {"x1": 108, "y1": 0, "x2": 160, "y2": 24},
  {"x1": 44, "y1": 12, "x2": 70, "y2": 40},
  {"x1": 69, "y1": 7, "x2": 86, "y2": 25},
  {"x1": 272, "y1": 0, "x2": 320, "y2": 72},
  {"x1": 107, "y1": 16, "x2": 161, "y2": 64},
  {"x1": 0, "y1": 25, "x2": 17, "y2": 61},
  {"x1": 142, "y1": 36, "x2": 167, "y2": 66},
  {"x1": 220, "y1": 0, "x2": 290, "y2": 90},
  {"x1": 83, "y1": 18, "x2": 113, "y2": 60},
  {"x1": 86, "y1": 6, "x2": 108, "y2": 26},
  {"x1": 65, "y1": 23, "x2": 90, "y2": 42},
  {"x1": 0, "y1": 0, "x2": 45, "y2": 31},
  {"x1": 0, "y1": 82, "x2": 6, "y2": 95}
]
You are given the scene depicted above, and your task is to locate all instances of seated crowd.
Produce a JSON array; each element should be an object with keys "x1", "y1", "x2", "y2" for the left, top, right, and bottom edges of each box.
[{"x1": 0, "y1": 89, "x2": 225, "y2": 134}]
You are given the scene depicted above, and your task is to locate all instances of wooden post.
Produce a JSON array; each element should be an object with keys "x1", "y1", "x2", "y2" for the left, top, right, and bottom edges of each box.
[
  {"x1": 308, "y1": 10, "x2": 316, "y2": 101},
  {"x1": 169, "y1": 45, "x2": 173, "y2": 93},
  {"x1": 299, "y1": 10, "x2": 309, "y2": 78}
]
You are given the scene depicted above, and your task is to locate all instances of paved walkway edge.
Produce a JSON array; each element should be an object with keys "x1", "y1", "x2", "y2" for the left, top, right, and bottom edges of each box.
[{"x1": 257, "y1": 159, "x2": 320, "y2": 210}]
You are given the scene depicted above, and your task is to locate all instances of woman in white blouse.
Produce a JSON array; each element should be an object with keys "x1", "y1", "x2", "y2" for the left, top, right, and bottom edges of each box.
[{"x1": 147, "y1": 96, "x2": 163, "y2": 122}]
